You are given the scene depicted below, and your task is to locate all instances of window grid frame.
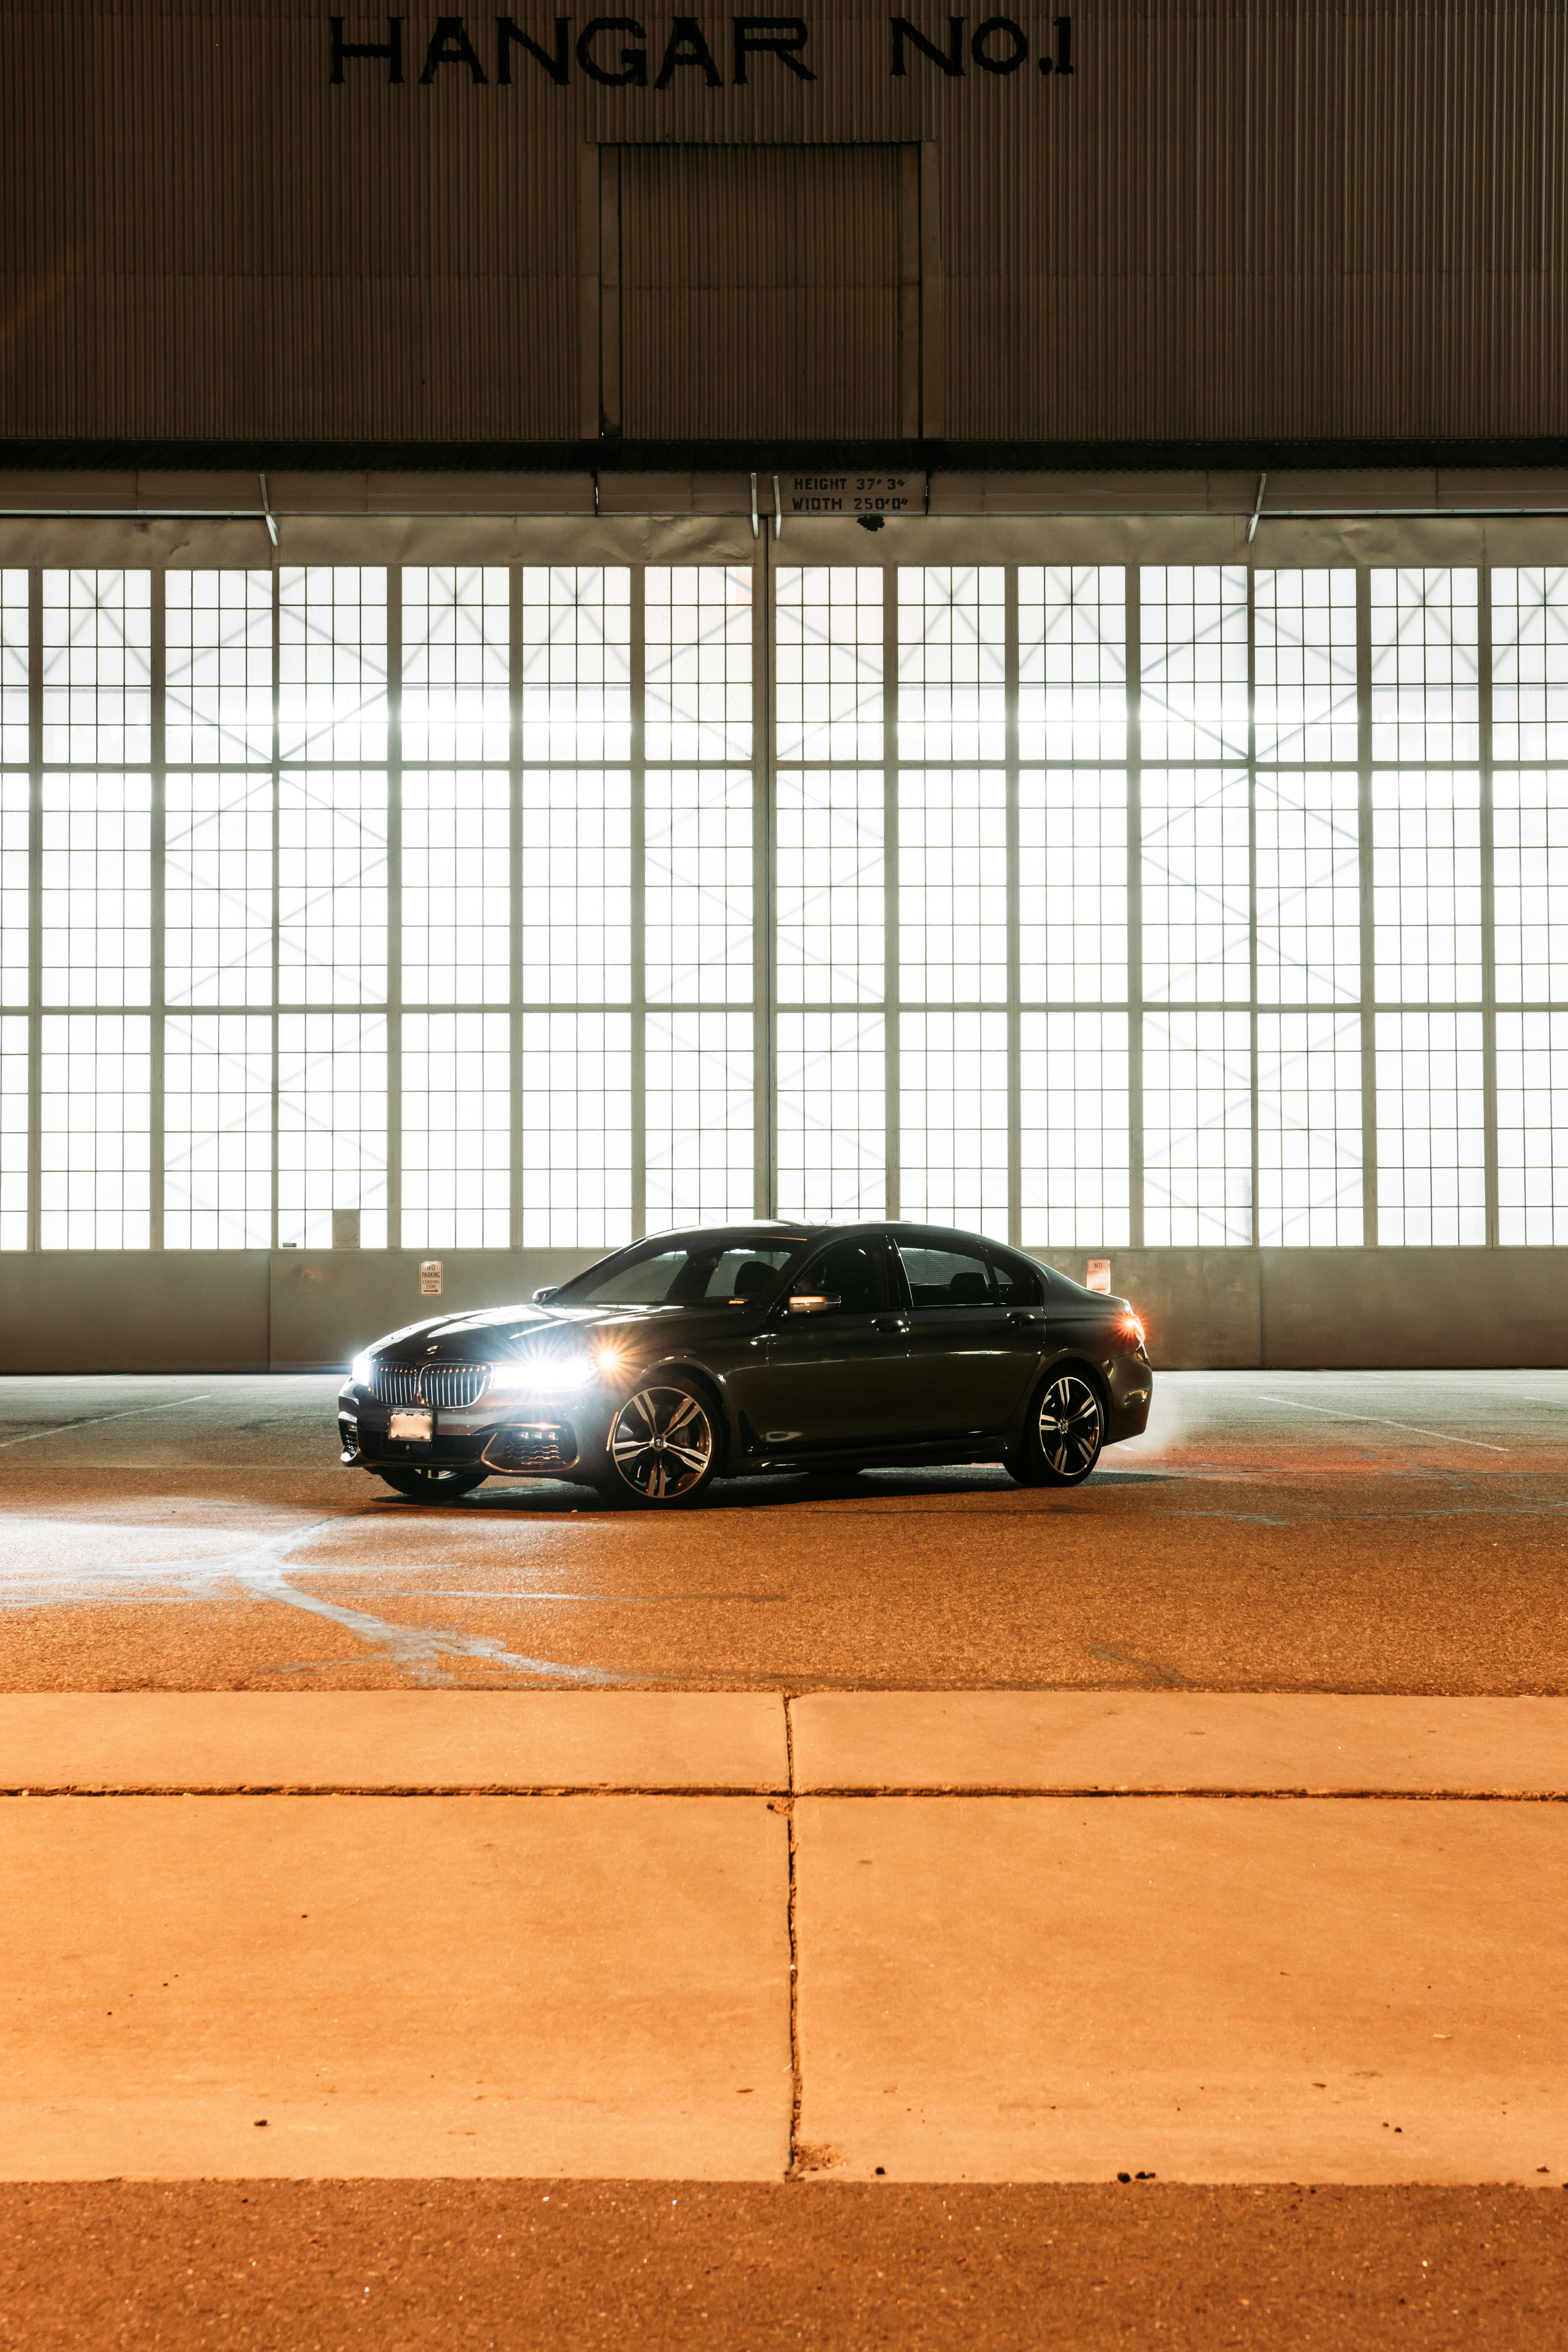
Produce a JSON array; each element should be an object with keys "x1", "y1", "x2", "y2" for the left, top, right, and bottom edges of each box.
[{"x1": 0, "y1": 549, "x2": 1552, "y2": 1253}]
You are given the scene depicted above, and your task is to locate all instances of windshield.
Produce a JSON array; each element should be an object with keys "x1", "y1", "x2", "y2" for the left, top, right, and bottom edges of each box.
[{"x1": 552, "y1": 1233, "x2": 805, "y2": 1310}]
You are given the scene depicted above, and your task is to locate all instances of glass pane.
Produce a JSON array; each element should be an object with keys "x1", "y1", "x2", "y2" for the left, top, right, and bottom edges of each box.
[
  {"x1": 518, "y1": 770, "x2": 631, "y2": 1005},
  {"x1": 1143, "y1": 1009, "x2": 1252, "y2": 1245},
  {"x1": 775, "y1": 565, "x2": 883, "y2": 761},
  {"x1": 519, "y1": 1009, "x2": 632, "y2": 1247},
  {"x1": 1256, "y1": 772, "x2": 1360, "y2": 1005},
  {"x1": 1369, "y1": 569, "x2": 1479, "y2": 762},
  {"x1": 1140, "y1": 566, "x2": 1247, "y2": 761},
  {"x1": 40, "y1": 1013, "x2": 151, "y2": 1248},
  {"x1": 403, "y1": 1009, "x2": 510, "y2": 1248},
  {"x1": 645, "y1": 1009, "x2": 754, "y2": 1226},
  {"x1": 1018, "y1": 768, "x2": 1128, "y2": 1005},
  {"x1": 1255, "y1": 569, "x2": 1357, "y2": 761},
  {"x1": 1493, "y1": 770, "x2": 1568, "y2": 1002},
  {"x1": 278, "y1": 772, "x2": 388, "y2": 1005},
  {"x1": 775, "y1": 1010, "x2": 885, "y2": 1219},
  {"x1": 645, "y1": 768, "x2": 752, "y2": 1005},
  {"x1": 1497, "y1": 1010, "x2": 1568, "y2": 1243},
  {"x1": 0, "y1": 774, "x2": 28, "y2": 1010},
  {"x1": 898, "y1": 1009, "x2": 1008, "y2": 1231},
  {"x1": 277, "y1": 1012, "x2": 388, "y2": 1250},
  {"x1": 401, "y1": 769, "x2": 509, "y2": 1005},
  {"x1": 1141, "y1": 769, "x2": 1250, "y2": 1003},
  {"x1": 0, "y1": 1014, "x2": 27, "y2": 1248},
  {"x1": 1257, "y1": 1011, "x2": 1363, "y2": 1245},
  {"x1": 520, "y1": 567, "x2": 631, "y2": 762},
  {"x1": 898, "y1": 770, "x2": 1007, "y2": 1005},
  {"x1": 645, "y1": 566, "x2": 752, "y2": 762},
  {"x1": 279, "y1": 566, "x2": 387, "y2": 762},
  {"x1": 0, "y1": 571, "x2": 26, "y2": 764},
  {"x1": 41, "y1": 570, "x2": 152, "y2": 764},
  {"x1": 897, "y1": 566, "x2": 1005, "y2": 761},
  {"x1": 776, "y1": 770, "x2": 884, "y2": 1005},
  {"x1": 1374, "y1": 1010, "x2": 1485, "y2": 1244},
  {"x1": 41, "y1": 775, "x2": 152, "y2": 1008},
  {"x1": 1371, "y1": 772, "x2": 1482, "y2": 1004},
  {"x1": 402, "y1": 566, "x2": 509, "y2": 761},
  {"x1": 1019, "y1": 1011, "x2": 1130, "y2": 1247},
  {"x1": 163, "y1": 1013, "x2": 272, "y2": 1249},
  {"x1": 1492, "y1": 567, "x2": 1568, "y2": 762},
  {"x1": 165, "y1": 570, "x2": 273, "y2": 764},
  {"x1": 1019, "y1": 565, "x2": 1126, "y2": 762},
  {"x1": 165, "y1": 774, "x2": 273, "y2": 1007}
]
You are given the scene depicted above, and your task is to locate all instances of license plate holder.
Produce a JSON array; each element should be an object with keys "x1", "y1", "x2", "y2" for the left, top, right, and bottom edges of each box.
[{"x1": 388, "y1": 1408, "x2": 434, "y2": 1443}]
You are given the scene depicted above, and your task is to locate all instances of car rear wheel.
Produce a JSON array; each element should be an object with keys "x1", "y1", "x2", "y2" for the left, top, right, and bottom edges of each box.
[
  {"x1": 1004, "y1": 1369, "x2": 1105, "y2": 1487},
  {"x1": 375, "y1": 1465, "x2": 490, "y2": 1500},
  {"x1": 599, "y1": 1378, "x2": 720, "y2": 1507}
]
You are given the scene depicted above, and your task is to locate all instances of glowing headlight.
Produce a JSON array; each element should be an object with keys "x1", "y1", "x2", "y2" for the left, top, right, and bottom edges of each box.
[{"x1": 350, "y1": 1350, "x2": 373, "y2": 1386}]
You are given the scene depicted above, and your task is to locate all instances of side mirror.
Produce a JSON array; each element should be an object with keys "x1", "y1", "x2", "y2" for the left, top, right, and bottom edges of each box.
[
  {"x1": 787, "y1": 1292, "x2": 841, "y2": 1316},
  {"x1": 532, "y1": 1286, "x2": 559, "y2": 1305}
]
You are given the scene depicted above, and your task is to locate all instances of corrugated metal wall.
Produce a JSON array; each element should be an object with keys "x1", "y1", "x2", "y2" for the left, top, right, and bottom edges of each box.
[
  {"x1": 618, "y1": 145, "x2": 905, "y2": 438},
  {"x1": 3, "y1": 0, "x2": 1567, "y2": 447}
]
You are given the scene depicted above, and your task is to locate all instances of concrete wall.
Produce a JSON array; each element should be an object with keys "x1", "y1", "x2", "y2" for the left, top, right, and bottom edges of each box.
[{"x1": 1, "y1": 1247, "x2": 1566, "y2": 1375}]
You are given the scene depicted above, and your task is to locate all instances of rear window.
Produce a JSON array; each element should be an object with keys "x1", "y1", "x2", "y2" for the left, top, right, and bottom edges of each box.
[{"x1": 896, "y1": 1237, "x2": 996, "y2": 1308}]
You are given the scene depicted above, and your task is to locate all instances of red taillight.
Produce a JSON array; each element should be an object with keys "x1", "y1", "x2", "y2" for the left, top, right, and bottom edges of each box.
[{"x1": 1121, "y1": 1309, "x2": 1147, "y2": 1350}]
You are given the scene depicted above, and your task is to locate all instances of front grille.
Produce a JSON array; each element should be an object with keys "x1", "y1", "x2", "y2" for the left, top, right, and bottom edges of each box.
[{"x1": 368, "y1": 1358, "x2": 490, "y2": 1410}]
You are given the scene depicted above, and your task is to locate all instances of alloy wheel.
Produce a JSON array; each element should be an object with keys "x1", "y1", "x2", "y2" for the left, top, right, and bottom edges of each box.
[
  {"x1": 1035, "y1": 1371, "x2": 1104, "y2": 1480},
  {"x1": 608, "y1": 1385, "x2": 716, "y2": 1502}
]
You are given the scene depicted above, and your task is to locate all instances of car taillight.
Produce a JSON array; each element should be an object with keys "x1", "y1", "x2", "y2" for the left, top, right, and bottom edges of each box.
[{"x1": 1121, "y1": 1309, "x2": 1147, "y2": 1350}]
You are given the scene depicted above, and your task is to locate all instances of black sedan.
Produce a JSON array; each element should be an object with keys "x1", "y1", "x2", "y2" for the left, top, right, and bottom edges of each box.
[{"x1": 337, "y1": 1222, "x2": 1152, "y2": 1506}]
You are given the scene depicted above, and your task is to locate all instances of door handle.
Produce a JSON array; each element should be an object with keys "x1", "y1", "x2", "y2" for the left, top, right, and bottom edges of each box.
[
  {"x1": 873, "y1": 1314, "x2": 910, "y2": 1334},
  {"x1": 1008, "y1": 1311, "x2": 1044, "y2": 1328}
]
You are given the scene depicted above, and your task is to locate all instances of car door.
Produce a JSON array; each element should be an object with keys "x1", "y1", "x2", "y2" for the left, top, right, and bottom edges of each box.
[
  {"x1": 892, "y1": 1231, "x2": 1040, "y2": 1438},
  {"x1": 728, "y1": 1232, "x2": 911, "y2": 1452}
]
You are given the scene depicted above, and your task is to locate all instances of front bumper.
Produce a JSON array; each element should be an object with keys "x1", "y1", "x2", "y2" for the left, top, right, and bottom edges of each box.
[{"x1": 338, "y1": 1386, "x2": 606, "y2": 1477}]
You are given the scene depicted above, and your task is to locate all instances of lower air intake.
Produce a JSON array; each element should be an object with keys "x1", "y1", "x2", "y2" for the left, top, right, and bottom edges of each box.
[{"x1": 483, "y1": 1422, "x2": 578, "y2": 1472}]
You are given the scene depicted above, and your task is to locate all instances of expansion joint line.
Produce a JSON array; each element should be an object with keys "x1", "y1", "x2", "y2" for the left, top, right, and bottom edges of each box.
[{"x1": 782, "y1": 1691, "x2": 803, "y2": 2179}]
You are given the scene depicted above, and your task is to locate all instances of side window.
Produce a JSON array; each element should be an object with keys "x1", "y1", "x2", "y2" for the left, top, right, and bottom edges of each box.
[
  {"x1": 795, "y1": 1236, "x2": 889, "y2": 1314},
  {"x1": 989, "y1": 1247, "x2": 1046, "y2": 1309},
  {"x1": 895, "y1": 1237, "x2": 996, "y2": 1308}
]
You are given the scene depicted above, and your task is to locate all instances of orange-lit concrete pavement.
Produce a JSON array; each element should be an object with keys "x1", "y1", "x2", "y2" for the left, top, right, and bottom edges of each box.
[
  {"x1": 3, "y1": 1691, "x2": 1565, "y2": 2189},
  {"x1": 2, "y1": 1375, "x2": 1567, "y2": 2345}
]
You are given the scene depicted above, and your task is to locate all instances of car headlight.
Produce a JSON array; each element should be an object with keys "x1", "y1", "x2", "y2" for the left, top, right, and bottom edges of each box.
[{"x1": 350, "y1": 1350, "x2": 373, "y2": 1386}]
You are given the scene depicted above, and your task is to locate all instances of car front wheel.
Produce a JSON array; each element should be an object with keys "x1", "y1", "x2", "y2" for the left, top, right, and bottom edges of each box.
[
  {"x1": 1005, "y1": 1369, "x2": 1105, "y2": 1487},
  {"x1": 600, "y1": 1378, "x2": 721, "y2": 1507}
]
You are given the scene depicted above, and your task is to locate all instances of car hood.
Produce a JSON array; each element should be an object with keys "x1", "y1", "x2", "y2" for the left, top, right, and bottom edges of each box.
[{"x1": 363, "y1": 1299, "x2": 744, "y2": 1366}]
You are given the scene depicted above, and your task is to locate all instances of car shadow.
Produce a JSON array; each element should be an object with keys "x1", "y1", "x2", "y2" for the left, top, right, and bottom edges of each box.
[{"x1": 371, "y1": 1463, "x2": 1177, "y2": 1514}]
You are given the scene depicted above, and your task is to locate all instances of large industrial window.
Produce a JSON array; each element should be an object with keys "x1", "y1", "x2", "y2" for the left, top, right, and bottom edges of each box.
[{"x1": 0, "y1": 554, "x2": 1557, "y2": 1250}]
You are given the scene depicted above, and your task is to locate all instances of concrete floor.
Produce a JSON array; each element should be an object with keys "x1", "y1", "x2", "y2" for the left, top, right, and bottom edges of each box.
[
  {"x1": 2, "y1": 1369, "x2": 1566, "y2": 2347},
  {"x1": 0, "y1": 1367, "x2": 1566, "y2": 1692}
]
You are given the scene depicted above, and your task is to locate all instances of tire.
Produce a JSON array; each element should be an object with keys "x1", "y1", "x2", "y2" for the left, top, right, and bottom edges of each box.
[
  {"x1": 598, "y1": 1376, "x2": 722, "y2": 1508},
  {"x1": 1004, "y1": 1367, "x2": 1106, "y2": 1487},
  {"x1": 374, "y1": 1464, "x2": 490, "y2": 1500}
]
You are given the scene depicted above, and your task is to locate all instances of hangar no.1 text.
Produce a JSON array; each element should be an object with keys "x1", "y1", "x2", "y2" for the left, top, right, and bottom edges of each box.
[{"x1": 328, "y1": 14, "x2": 1076, "y2": 86}]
